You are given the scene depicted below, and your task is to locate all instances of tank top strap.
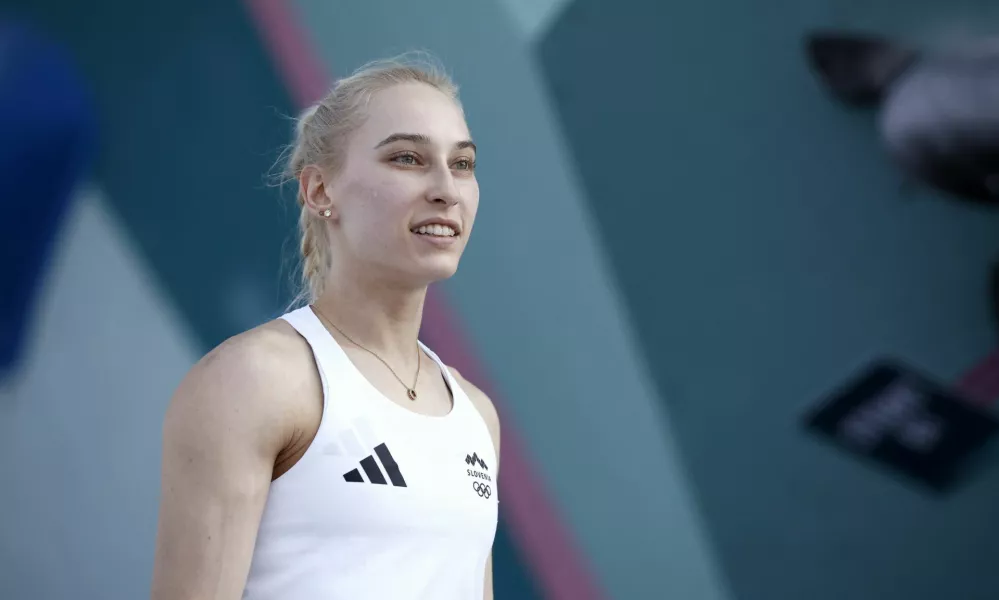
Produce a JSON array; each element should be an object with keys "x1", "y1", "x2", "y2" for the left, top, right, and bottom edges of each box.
[
  {"x1": 418, "y1": 341, "x2": 477, "y2": 421},
  {"x1": 417, "y1": 342, "x2": 454, "y2": 389},
  {"x1": 280, "y1": 306, "x2": 341, "y2": 360},
  {"x1": 279, "y1": 306, "x2": 356, "y2": 402}
]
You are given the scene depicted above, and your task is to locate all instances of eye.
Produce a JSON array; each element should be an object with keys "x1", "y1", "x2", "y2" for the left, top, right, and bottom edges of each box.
[
  {"x1": 453, "y1": 158, "x2": 476, "y2": 171},
  {"x1": 391, "y1": 152, "x2": 420, "y2": 165}
]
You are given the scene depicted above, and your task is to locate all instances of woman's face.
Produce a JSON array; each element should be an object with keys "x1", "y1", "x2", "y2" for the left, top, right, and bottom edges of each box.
[{"x1": 321, "y1": 82, "x2": 479, "y2": 287}]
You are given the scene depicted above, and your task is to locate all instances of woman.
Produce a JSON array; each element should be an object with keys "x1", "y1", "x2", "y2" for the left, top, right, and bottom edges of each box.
[{"x1": 150, "y1": 56, "x2": 500, "y2": 600}]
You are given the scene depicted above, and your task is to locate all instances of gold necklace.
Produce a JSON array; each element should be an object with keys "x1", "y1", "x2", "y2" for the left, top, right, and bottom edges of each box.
[{"x1": 311, "y1": 304, "x2": 421, "y2": 400}]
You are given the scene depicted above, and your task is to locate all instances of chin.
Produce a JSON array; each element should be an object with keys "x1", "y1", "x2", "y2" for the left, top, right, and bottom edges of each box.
[
  {"x1": 412, "y1": 257, "x2": 461, "y2": 284},
  {"x1": 423, "y1": 265, "x2": 460, "y2": 283}
]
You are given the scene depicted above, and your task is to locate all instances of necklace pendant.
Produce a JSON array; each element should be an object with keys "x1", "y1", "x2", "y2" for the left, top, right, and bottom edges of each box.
[{"x1": 407, "y1": 388, "x2": 418, "y2": 401}]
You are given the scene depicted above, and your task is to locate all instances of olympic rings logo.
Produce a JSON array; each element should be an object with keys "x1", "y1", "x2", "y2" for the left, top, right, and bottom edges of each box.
[{"x1": 472, "y1": 481, "x2": 492, "y2": 499}]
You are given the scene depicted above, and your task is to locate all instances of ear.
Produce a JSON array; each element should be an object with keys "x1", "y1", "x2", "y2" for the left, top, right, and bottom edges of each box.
[
  {"x1": 299, "y1": 164, "x2": 337, "y2": 219},
  {"x1": 804, "y1": 30, "x2": 918, "y2": 106}
]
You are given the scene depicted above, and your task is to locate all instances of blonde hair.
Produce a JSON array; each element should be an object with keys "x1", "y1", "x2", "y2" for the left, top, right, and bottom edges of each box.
[{"x1": 282, "y1": 53, "x2": 461, "y2": 306}]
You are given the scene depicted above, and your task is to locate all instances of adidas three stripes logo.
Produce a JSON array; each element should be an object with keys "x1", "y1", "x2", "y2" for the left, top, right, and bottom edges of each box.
[{"x1": 343, "y1": 443, "x2": 407, "y2": 487}]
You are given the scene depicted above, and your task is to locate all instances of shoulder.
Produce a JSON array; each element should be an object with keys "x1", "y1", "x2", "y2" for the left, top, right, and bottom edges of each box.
[
  {"x1": 165, "y1": 318, "x2": 320, "y2": 454},
  {"x1": 176, "y1": 318, "x2": 316, "y2": 403},
  {"x1": 448, "y1": 366, "x2": 501, "y2": 457}
]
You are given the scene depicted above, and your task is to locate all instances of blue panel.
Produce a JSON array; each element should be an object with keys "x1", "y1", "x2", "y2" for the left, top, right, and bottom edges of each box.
[
  {"x1": 6, "y1": 0, "x2": 304, "y2": 350},
  {"x1": 0, "y1": 20, "x2": 95, "y2": 376}
]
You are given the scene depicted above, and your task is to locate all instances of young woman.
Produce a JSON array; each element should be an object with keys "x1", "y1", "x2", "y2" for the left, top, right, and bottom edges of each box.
[{"x1": 150, "y1": 57, "x2": 500, "y2": 600}]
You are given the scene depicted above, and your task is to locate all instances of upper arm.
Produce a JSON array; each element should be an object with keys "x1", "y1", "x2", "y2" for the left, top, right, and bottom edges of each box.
[{"x1": 150, "y1": 327, "x2": 310, "y2": 600}]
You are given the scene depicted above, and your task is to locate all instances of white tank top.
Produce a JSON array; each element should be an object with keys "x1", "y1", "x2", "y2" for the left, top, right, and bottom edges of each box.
[{"x1": 242, "y1": 306, "x2": 499, "y2": 600}]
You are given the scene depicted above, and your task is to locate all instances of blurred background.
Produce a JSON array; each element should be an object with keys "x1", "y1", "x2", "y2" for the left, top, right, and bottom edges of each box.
[{"x1": 4, "y1": 0, "x2": 999, "y2": 598}]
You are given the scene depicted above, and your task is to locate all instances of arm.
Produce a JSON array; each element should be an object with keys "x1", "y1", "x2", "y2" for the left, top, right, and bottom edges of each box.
[
  {"x1": 449, "y1": 367, "x2": 501, "y2": 600},
  {"x1": 150, "y1": 328, "x2": 307, "y2": 600},
  {"x1": 484, "y1": 553, "x2": 495, "y2": 600}
]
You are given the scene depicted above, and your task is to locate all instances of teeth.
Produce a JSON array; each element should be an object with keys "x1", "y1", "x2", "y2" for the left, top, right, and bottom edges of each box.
[{"x1": 413, "y1": 224, "x2": 456, "y2": 237}]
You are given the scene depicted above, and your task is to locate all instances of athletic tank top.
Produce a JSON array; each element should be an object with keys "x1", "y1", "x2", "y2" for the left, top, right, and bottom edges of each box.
[{"x1": 241, "y1": 306, "x2": 499, "y2": 600}]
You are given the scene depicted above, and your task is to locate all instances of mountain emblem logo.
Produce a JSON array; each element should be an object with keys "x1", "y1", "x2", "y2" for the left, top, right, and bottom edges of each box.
[{"x1": 465, "y1": 452, "x2": 487, "y2": 470}]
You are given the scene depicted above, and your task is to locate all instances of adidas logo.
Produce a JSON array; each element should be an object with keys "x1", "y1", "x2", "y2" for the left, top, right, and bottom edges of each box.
[
  {"x1": 343, "y1": 443, "x2": 407, "y2": 487},
  {"x1": 465, "y1": 452, "x2": 488, "y2": 470}
]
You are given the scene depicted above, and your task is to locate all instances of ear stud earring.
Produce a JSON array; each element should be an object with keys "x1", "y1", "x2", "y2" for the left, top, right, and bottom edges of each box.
[{"x1": 320, "y1": 209, "x2": 332, "y2": 218}]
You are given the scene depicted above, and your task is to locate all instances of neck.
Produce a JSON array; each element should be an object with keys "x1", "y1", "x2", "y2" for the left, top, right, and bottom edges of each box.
[{"x1": 311, "y1": 264, "x2": 427, "y2": 368}]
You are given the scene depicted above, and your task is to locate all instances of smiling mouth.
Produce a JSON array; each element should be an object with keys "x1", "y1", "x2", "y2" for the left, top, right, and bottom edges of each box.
[{"x1": 411, "y1": 224, "x2": 458, "y2": 237}]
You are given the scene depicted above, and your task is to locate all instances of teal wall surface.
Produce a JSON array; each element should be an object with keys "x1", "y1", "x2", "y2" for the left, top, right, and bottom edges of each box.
[{"x1": 539, "y1": 0, "x2": 999, "y2": 599}]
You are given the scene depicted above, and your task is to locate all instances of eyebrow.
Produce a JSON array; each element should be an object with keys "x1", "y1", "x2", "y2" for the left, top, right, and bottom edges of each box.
[{"x1": 375, "y1": 132, "x2": 476, "y2": 153}]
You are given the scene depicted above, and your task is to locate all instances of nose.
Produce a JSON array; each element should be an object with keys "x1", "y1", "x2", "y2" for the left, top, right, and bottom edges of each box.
[{"x1": 426, "y1": 165, "x2": 461, "y2": 206}]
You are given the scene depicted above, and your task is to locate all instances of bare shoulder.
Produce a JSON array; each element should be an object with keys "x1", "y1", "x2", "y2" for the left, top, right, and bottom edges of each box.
[
  {"x1": 183, "y1": 318, "x2": 314, "y2": 386},
  {"x1": 448, "y1": 367, "x2": 501, "y2": 458},
  {"x1": 165, "y1": 318, "x2": 320, "y2": 455}
]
